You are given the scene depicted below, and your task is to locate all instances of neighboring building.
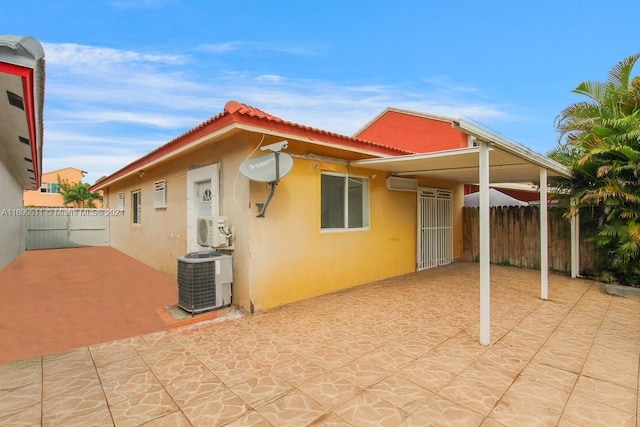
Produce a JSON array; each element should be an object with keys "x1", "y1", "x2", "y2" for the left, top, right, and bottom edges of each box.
[
  {"x1": 91, "y1": 100, "x2": 570, "y2": 313},
  {"x1": 23, "y1": 167, "x2": 87, "y2": 207},
  {"x1": 356, "y1": 108, "x2": 545, "y2": 202},
  {"x1": 355, "y1": 108, "x2": 474, "y2": 153},
  {"x1": 0, "y1": 36, "x2": 45, "y2": 270}
]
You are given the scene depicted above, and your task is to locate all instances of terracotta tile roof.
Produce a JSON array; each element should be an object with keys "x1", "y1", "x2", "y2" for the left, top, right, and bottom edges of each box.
[{"x1": 91, "y1": 100, "x2": 412, "y2": 190}]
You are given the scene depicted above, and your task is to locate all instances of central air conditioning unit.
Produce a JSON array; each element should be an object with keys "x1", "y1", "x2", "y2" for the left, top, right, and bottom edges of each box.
[
  {"x1": 197, "y1": 216, "x2": 232, "y2": 248},
  {"x1": 177, "y1": 251, "x2": 233, "y2": 313}
]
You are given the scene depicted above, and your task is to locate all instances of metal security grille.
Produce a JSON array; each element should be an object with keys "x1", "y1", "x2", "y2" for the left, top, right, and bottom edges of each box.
[{"x1": 418, "y1": 187, "x2": 453, "y2": 270}]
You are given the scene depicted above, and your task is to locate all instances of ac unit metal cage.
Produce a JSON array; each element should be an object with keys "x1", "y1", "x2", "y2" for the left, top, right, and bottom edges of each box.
[{"x1": 177, "y1": 251, "x2": 232, "y2": 313}]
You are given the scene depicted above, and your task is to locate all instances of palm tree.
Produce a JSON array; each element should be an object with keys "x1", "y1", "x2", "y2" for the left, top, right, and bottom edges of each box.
[
  {"x1": 552, "y1": 54, "x2": 640, "y2": 285},
  {"x1": 58, "y1": 178, "x2": 103, "y2": 208}
]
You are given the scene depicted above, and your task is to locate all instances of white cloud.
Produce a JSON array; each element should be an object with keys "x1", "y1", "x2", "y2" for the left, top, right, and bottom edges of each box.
[
  {"x1": 50, "y1": 109, "x2": 202, "y2": 129},
  {"x1": 43, "y1": 43, "x2": 188, "y2": 66},
  {"x1": 41, "y1": 42, "x2": 515, "y2": 184},
  {"x1": 198, "y1": 42, "x2": 244, "y2": 53}
]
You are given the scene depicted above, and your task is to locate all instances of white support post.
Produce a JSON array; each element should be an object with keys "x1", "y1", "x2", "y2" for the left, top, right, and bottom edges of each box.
[
  {"x1": 479, "y1": 142, "x2": 491, "y2": 345},
  {"x1": 540, "y1": 168, "x2": 548, "y2": 300}
]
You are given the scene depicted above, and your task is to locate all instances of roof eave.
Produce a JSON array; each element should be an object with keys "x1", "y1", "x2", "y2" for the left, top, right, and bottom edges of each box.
[{"x1": 455, "y1": 119, "x2": 571, "y2": 178}]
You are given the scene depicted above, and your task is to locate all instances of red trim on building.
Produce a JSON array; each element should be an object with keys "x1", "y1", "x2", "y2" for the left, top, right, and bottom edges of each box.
[
  {"x1": 92, "y1": 101, "x2": 413, "y2": 191},
  {"x1": 0, "y1": 62, "x2": 39, "y2": 186}
]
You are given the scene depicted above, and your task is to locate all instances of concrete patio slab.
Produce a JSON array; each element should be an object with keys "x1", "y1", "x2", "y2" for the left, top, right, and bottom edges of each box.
[
  {"x1": 1, "y1": 262, "x2": 639, "y2": 426},
  {"x1": 0, "y1": 247, "x2": 180, "y2": 364}
]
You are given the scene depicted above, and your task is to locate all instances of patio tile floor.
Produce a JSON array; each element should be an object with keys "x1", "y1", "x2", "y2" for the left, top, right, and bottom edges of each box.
[{"x1": 2, "y1": 262, "x2": 640, "y2": 426}]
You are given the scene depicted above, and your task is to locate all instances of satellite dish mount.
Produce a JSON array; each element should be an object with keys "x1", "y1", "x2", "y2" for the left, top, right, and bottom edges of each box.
[{"x1": 238, "y1": 140, "x2": 292, "y2": 218}]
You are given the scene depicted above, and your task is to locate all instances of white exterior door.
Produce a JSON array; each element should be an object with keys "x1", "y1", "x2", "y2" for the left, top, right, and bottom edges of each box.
[
  {"x1": 186, "y1": 164, "x2": 219, "y2": 253},
  {"x1": 418, "y1": 187, "x2": 453, "y2": 270}
]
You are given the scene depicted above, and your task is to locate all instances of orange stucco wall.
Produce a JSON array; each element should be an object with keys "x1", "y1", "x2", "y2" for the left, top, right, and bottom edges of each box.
[
  {"x1": 357, "y1": 111, "x2": 469, "y2": 153},
  {"x1": 23, "y1": 167, "x2": 91, "y2": 207}
]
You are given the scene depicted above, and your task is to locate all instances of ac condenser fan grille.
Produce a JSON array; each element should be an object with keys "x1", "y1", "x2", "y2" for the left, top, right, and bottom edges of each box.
[{"x1": 177, "y1": 259, "x2": 216, "y2": 313}]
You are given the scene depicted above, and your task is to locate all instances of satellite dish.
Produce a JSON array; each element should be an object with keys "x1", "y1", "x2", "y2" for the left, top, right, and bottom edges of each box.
[{"x1": 239, "y1": 152, "x2": 294, "y2": 182}]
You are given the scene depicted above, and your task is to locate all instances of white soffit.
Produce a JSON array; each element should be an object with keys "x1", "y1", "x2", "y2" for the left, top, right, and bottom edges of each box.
[{"x1": 352, "y1": 146, "x2": 571, "y2": 184}]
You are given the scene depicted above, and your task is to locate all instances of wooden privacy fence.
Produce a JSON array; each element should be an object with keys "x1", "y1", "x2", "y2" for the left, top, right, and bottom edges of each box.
[{"x1": 462, "y1": 206, "x2": 601, "y2": 275}]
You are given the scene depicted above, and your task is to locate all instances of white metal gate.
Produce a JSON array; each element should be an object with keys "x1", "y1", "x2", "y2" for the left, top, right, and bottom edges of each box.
[
  {"x1": 418, "y1": 187, "x2": 453, "y2": 270},
  {"x1": 26, "y1": 208, "x2": 110, "y2": 250}
]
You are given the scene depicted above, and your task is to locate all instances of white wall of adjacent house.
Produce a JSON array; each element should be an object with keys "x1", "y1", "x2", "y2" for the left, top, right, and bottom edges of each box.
[{"x1": 0, "y1": 159, "x2": 26, "y2": 270}]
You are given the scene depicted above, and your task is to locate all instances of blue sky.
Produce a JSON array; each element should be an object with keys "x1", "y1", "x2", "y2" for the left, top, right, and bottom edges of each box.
[{"x1": 5, "y1": 0, "x2": 639, "y2": 184}]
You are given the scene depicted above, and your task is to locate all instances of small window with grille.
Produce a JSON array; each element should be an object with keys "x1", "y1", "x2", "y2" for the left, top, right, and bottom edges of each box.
[
  {"x1": 153, "y1": 180, "x2": 167, "y2": 209},
  {"x1": 117, "y1": 192, "x2": 125, "y2": 210}
]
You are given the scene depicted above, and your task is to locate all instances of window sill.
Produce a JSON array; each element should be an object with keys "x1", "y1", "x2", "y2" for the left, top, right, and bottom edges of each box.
[{"x1": 320, "y1": 227, "x2": 370, "y2": 234}]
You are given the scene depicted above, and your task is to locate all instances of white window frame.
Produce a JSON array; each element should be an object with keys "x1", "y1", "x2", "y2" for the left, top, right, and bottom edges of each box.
[
  {"x1": 132, "y1": 190, "x2": 142, "y2": 224},
  {"x1": 153, "y1": 180, "x2": 167, "y2": 209},
  {"x1": 116, "y1": 192, "x2": 125, "y2": 210},
  {"x1": 39, "y1": 182, "x2": 61, "y2": 194},
  {"x1": 320, "y1": 171, "x2": 370, "y2": 232}
]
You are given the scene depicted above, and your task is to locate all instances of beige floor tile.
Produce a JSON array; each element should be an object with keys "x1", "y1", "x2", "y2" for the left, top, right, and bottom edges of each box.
[
  {"x1": 223, "y1": 410, "x2": 272, "y2": 426},
  {"x1": 489, "y1": 394, "x2": 560, "y2": 426},
  {"x1": 3, "y1": 264, "x2": 640, "y2": 427},
  {"x1": 43, "y1": 406, "x2": 113, "y2": 427},
  {"x1": 0, "y1": 402, "x2": 41, "y2": 427},
  {"x1": 308, "y1": 412, "x2": 353, "y2": 426},
  {"x1": 335, "y1": 390, "x2": 406, "y2": 426},
  {"x1": 164, "y1": 370, "x2": 226, "y2": 407},
  {"x1": 180, "y1": 387, "x2": 250, "y2": 427},
  {"x1": 438, "y1": 375, "x2": 505, "y2": 416},
  {"x1": 530, "y1": 346, "x2": 586, "y2": 374},
  {"x1": 96, "y1": 354, "x2": 150, "y2": 382},
  {"x1": 480, "y1": 418, "x2": 508, "y2": 427},
  {"x1": 561, "y1": 392, "x2": 635, "y2": 426},
  {"x1": 229, "y1": 370, "x2": 295, "y2": 407},
  {"x1": 270, "y1": 354, "x2": 328, "y2": 386},
  {"x1": 42, "y1": 385, "x2": 109, "y2": 426},
  {"x1": 90, "y1": 338, "x2": 143, "y2": 367},
  {"x1": 358, "y1": 348, "x2": 414, "y2": 373},
  {"x1": 572, "y1": 375, "x2": 637, "y2": 415},
  {"x1": 505, "y1": 373, "x2": 572, "y2": 414},
  {"x1": 256, "y1": 389, "x2": 328, "y2": 426},
  {"x1": 457, "y1": 360, "x2": 515, "y2": 394},
  {"x1": 109, "y1": 388, "x2": 177, "y2": 427},
  {"x1": 300, "y1": 345, "x2": 356, "y2": 371},
  {"x1": 43, "y1": 347, "x2": 94, "y2": 378},
  {"x1": 519, "y1": 362, "x2": 578, "y2": 392},
  {"x1": 102, "y1": 369, "x2": 163, "y2": 405},
  {"x1": 148, "y1": 354, "x2": 210, "y2": 385},
  {"x1": 299, "y1": 371, "x2": 362, "y2": 410},
  {"x1": 139, "y1": 410, "x2": 192, "y2": 426},
  {"x1": 332, "y1": 359, "x2": 391, "y2": 388},
  {"x1": 396, "y1": 357, "x2": 456, "y2": 392},
  {"x1": 400, "y1": 394, "x2": 484, "y2": 427},
  {"x1": 0, "y1": 378, "x2": 42, "y2": 417},
  {"x1": 207, "y1": 357, "x2": 267, "y2": 387},
  {"x1": 582, "y1": 353, "x2": 638, "y2": 389},
  {"x1": 43, "y1": 365, "x2": 101, "y2": 400},
  {"x1": 367, "y1": 374, "x2": 433, "y2": 412}
]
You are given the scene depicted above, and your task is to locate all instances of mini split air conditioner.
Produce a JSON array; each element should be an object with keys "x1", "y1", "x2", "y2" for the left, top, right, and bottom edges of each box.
[
  {"x1": 177, "y1": 251, "x2": 233, "y2": 313},
  {"x1": 197, "y1": 216, "x2": 232, "y2": 248},
  {"x1": 386, "y1": 176, "x2": 418, "y2": 192}
]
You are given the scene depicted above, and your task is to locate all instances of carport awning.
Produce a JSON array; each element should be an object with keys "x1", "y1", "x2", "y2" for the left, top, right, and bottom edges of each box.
[
  {"x1": 352, "y1": 146, "x2": 571, "y2": 183},
  {"x1": 353, "y1": 139, "x2": 573, "y2": 347}
]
